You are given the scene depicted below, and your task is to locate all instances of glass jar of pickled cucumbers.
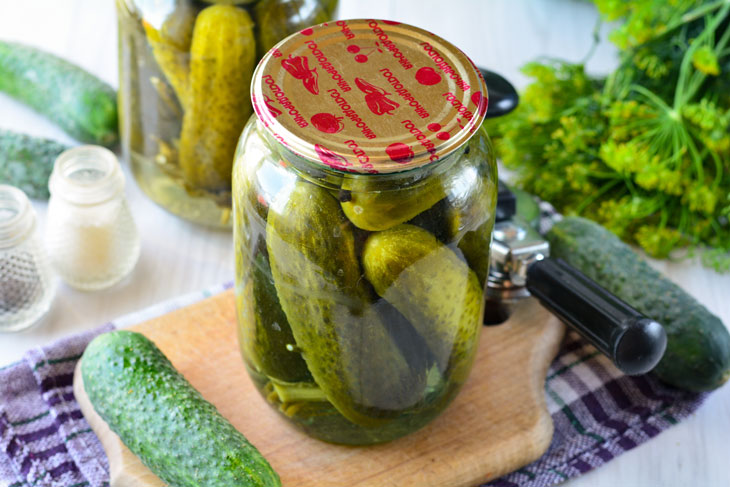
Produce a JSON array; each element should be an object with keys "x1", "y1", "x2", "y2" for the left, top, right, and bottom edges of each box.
[
  {"x1": 116, "y1": 0, "x2": 338, "y2": 228},
  {"x1": 233, "y1": 19, "x2": 497, "y2": 444}
]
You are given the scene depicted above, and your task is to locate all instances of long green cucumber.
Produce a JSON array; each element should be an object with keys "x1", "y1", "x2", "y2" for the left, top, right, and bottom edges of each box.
[
  {"x1": 0, "y1": 41, "x2": 117, "y2": 147},
  {"x1": 547, "y1": 216, "x2": 730, "y2": 391},
  {"x1": 81, "y1": 330, "x2": 281, "y2": 487},
  {"x1": 266, "y1": 181, "x2": 424, "y2": 426},
  {"x1": 0, "y1": 129, "x2": 68, "y2": 199}
]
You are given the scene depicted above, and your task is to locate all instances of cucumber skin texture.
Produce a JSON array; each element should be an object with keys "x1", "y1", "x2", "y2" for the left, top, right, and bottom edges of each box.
[
  {"x1": 363, "y1": 224, "x2": 484, "y2": 381},
  {"x1": 179, "y1": 5, "x2": 256, "y2": 193},
  {"x1": 81, "y1": 330, "x2": 281, "y2": 487},
  {"x1": 341, "y1": 174, "x2": 446, "y2": 232},
  {"x1": 0, "y1": 129, "x2": 68, "y2": 199},
  {"x1": 547, "y1": 217, "x2": 730, "y2": 392},
  {"x1": 266, "y1": 181, "x2": 423, "y2": 425},
  {"x1": 0, "y1": 41, "x2": 118, "y2": 147},
  {"x1": 238, "y1": 249, "x2": 314, "y2": 383}
]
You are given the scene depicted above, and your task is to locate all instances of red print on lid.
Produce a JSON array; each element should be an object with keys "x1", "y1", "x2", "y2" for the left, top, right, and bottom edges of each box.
[
  {"x1": 281, "y1": 55, "x2": 319, "y2": 95},
  {"x1": 263, "y1": 95, "x2": 282, "y2": 117},
  {"x1": 347, "y1": 43, "x2": 384, "y2": 63},
  {"x1": 415, "y1": 67, "x2": 442, "y2": 86},
  {"x1": 355, "y1": 78, "x2": 400, "y2": 115},
  {"x1": 315, "y1": 144, "x2": 351, "y2": 169},
  {"x1": 386, "y1": 143, "x2": 415, "y2": 163},
  {"x1": 311, "y1": 113, "x2": 344, "y2": 134},
  {"x1": 472, "y1": 91, "x2": 488, "y2": 117},
  {"x1": 252, "y1": 20, "x2": 489, "y2": 174}
]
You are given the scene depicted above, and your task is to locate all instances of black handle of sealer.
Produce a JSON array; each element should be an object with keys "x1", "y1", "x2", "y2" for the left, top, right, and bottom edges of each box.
[
  {"x1": 526, "y1": 258, "x2": 667, "y2": 375},
  {"x1": 477, "y1": 68, "x2": 519, "y2": 119}
]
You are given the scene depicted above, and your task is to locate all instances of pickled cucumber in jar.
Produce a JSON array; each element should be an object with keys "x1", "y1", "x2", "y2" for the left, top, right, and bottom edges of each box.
[{"x1": 178, "y1": 5, "x2": 256, "y2": 194}]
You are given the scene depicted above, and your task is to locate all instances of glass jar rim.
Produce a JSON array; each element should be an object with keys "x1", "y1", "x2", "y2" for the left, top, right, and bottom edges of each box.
[
  {"x1": 49, "y1": 146, "x2": 125, "y2": 205},
  {"x1": 0, "y1": 185, "x2": 36, "y2": 249}
]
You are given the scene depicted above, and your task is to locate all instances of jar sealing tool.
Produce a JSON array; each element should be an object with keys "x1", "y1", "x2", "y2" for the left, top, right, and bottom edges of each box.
[{"x1": 486, "y1": 182, "x2": 667, "y2": 375}]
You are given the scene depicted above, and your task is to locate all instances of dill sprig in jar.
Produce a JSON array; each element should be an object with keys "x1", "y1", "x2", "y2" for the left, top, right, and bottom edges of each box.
[
  {"x1": 0, "y1": 185, "x2": 55, "y2": 332},
  {"x1": 46, "y1": 146, "x2": 141, "y2": 291}
]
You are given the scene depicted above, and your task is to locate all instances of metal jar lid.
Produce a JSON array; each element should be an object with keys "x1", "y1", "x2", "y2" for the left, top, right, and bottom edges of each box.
[{"x1": 251, "y1": 19, "x2": 488, "y2": 174}]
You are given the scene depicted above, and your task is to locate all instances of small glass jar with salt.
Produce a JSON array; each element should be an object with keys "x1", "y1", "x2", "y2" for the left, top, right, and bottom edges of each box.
[
  {"x1": 46, "y1": 146, "x2": 140, "y2": 291},
  {"x1": 0, "y1": 185, "x2": 55, "y2": 332}
]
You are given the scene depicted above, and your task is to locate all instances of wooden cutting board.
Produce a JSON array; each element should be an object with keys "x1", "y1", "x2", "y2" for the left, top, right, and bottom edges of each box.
[{"x1": 74, "y1": 290, "x2": 565, "y2": 487}]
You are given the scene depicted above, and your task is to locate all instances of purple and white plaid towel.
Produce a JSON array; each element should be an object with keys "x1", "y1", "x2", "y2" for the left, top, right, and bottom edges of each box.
[{"x1": 0, "y1": 225, "x2": 707, "y2": 487}]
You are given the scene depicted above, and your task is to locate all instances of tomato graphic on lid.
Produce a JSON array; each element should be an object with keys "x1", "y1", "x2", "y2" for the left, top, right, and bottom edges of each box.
[
  {"x1": 415, "y1": 67, "x2": 442, "y2": 86},
  {"x1": 311, "y1": 113, "x2": 344, "y2": 134},
  {"x1": 315, "y1": 144, "x2": 351, "y2": 169},
  {"x1": 386, "y1": 143, "x2": 414, "y2": 163},
  {"x1": 382, "y1": 20, "x2": 401, "y2": 25},
  {"x1": 300, "y1": 28, "x2": 314, "y2": 35}
]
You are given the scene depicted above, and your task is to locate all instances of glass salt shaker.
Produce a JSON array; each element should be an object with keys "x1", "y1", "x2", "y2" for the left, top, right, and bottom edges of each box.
[
  {"x1": 46, "y1": 146, "x2": 141, "y2": 291},
  {"x1": 0, "y1": 185, "x2": 55, "y2": 332}
]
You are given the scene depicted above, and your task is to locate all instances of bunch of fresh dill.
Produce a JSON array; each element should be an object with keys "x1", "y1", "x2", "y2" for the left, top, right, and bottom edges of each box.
[{"x1": 487, "y1": 0, "x2": 730, "y2": 271}]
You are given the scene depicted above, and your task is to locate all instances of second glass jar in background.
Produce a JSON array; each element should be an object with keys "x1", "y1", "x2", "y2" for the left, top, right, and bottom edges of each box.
[
  {"x1": 234, "y1": 20, "x2": 497, "y2": 445},
  {"x1": 116, "y1": 0, "x2": 338, "y2": 228}
]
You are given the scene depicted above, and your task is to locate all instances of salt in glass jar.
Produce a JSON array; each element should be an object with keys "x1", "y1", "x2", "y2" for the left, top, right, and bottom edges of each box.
[{"x1": 46, "y1": 146, "x2": 141, "y2": 291}]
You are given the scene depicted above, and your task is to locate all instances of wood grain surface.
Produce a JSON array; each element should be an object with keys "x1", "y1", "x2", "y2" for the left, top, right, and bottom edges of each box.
[{"x1": 75, "y1": 290, "x2": 565, "y2": 487}]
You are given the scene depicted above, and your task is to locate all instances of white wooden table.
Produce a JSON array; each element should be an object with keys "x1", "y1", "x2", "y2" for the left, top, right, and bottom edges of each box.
[{"x1": 1, "y1": 1, "x2": 728, "y2": 486}]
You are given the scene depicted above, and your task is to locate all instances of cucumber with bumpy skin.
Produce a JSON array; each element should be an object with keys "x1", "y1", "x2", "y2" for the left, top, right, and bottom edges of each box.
[
  {"x1": 0, "y1": 41, "x2": 118, "y2": 147},
  {"x1": 0, "y1": 129, "x2": 68, "y2": 199},
  {"x1": 266, "y1": 181, "x2": 425, "y2": 426},
  {"x1": 363, "y1": 224, "x2": 484, "y2": 382},
  {"x1": 81, "y1": 330, "x2": 281, "y2": 487},
  {"x1": 179, "y1": 5, "x2": 256, "y2": 194},
  {"x1": 547, "y1": 216, "x2": 730, "y2": 391}
]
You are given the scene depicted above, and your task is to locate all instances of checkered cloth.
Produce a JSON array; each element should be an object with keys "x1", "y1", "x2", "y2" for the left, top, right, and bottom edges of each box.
[{"x1": 0, "y1": 222, "x2": 708, "y2": 486}]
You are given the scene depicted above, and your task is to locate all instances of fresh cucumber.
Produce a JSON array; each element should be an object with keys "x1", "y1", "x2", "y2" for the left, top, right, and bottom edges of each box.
[
  {"x1": 81, "y1": 330, "x2": 281, "y2": 487},
  {"x1": 0, "y1": 41, "x2": 118, "y2": 147},
  {"x1": 0, "y1": 129, "x2": 68, "y2": 199},
  {"x1": 547, "y1": 216, "x2": 730, "y2": 391},
  {"x1": 511, "y1": 184, "x2": 540, "y2": 229}
]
